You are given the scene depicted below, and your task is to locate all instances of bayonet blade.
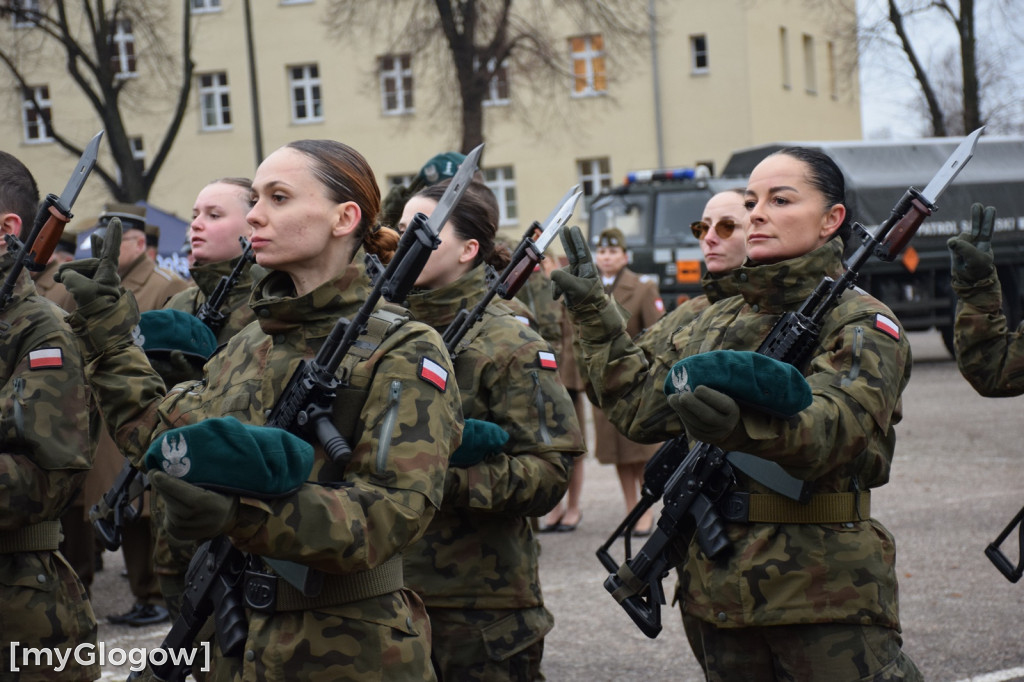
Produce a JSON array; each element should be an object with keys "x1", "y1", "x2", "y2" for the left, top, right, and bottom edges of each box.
[
  {"x1": 424, "y1": 143, "x2": 483, "y2": 237},
  {"x1": 533, "y1": 185, "x2": 583, "y2": 254},
  {"x1": 57, "y1": 131, "x2": 103, "y2": 209},
  {"x1": 920, "y1": 127, "x2": 984, "y2": 206}
]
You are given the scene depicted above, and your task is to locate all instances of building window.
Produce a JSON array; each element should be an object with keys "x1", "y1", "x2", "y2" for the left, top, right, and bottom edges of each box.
[
  {"x1": 481, "y1": 57, "x2": 509, "y2": 106},
  {"x1": 130, "y1": 137, "x2": 145, "y2": 174},
  {"x1": 191, "y1": 0, "x2": 221, "y2": 12},
  {"x1": 483, "y1": 166, "x2": 518, "y2": 226},
  {"x1": 22, "y1": 85, "x2": 53, "y2": 143},
  {"x1": 803, "y1": 34, "x2": 816, "y2": 94},
  {"x1": 690, "y1": 34, "x2": 709, "y2": 74},
  {"x1": 779, "y1": 27, "x2": 791, "y2": 90},
  {"x1": 387, "y1": 174, "x2": 415, "y2": 191},
  {"x1": 577, "y1": 158, "x2": 611, "y2": 203},
  {"x1": 198, "y1": 72, "x2": 232, "y2": 131},
  {"x1": 11, "y1": 0, "x2": 40, "y2": 28},
  {"x1": 379, "y1": 54, "x2": 414, "y2": 114},
  {"x1": 289, "y1": 64, "x2": 323, "y2": 123},
  {"x1": 827, "y1": 40, "x2": 838, "y2": 99},
  {"x1": 569, "y1": 35, "x2": 606, "y2": 97},
  {"x1": 110, "y1": 19, "x2": 137, "y2": 79}
]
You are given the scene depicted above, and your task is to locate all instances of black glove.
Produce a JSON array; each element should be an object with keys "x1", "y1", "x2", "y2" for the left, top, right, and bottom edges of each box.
[
  {"x1": 667, "y1": 385, "x2": 741, "y2": 444},
  {"x1": 550, "y1": 225, "x2": 605, "y2": 309},
  {"x1": 948, "y1": 203, "x2": 996, "y2": 283},
  {"x1": 55, "y1": 217, "x2": 124, "y2": 308},
  {"x1": 149, "y1": 471, "x2": 240, "y2": 541}
]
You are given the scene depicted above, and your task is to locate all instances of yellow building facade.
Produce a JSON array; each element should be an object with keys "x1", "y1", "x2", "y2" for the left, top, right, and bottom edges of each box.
[{"x1": 0, "y1": 0, "x2": 861, "y2": 245}]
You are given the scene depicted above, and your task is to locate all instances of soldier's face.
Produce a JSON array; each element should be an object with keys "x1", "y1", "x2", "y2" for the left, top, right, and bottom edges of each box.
[
  {"x1": 400, "y1": 195, "x2": 477, "y2": 289},
  {"x1": 595, "y1": 246, "x2": 628, "y2": 278},
  {"x1": 191, "y1": 182, "x2": 251, "y2": 265},
  {"x1": 698, "y1": 191, "x2": 748, "y2": 274},
  {"x1": 743, "y1": 154, "x2": 844, "y2": 264}
]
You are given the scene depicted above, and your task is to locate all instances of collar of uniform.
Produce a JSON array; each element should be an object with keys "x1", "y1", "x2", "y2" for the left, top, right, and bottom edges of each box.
[
  {"x1": 0, "y1": 263, "x2": 36, "y2": 309},
  {"x1": 189, "y1": 253, "x2": 254, "y2": 298},
  {"x1": 406, "y1": 265, "x2": 488, "y2": 329},
  {"x1": 732, "y1": 239, "x2": 844, "y2": 313},
  {"x1": 120, "y1": 252, "x2": 152, "y2": 287},
  {"x1": 701, "y1": 269, "x2": 741, "y2": 304},
  {"x1": 250, "y1": 257, "x2": 370, "y2": 335}
]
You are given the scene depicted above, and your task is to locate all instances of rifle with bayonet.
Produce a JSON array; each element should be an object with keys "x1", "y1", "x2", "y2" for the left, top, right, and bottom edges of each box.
[
  {"x1": 597, "y1": 128, "x2": 985, "y2": 638},
  {"x1": 195, "y1": 236, "x2": 255, "y2": 334},
  {"x1": 442, "y1": 185, "x2": 582, "y2": 356},
  {"x1": 0, "y1": 131, "x2": 103, "y2": 313}
]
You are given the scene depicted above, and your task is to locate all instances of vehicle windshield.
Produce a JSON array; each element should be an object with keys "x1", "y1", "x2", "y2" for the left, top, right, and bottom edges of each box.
[
  {"x1": 653, "y1": 190, "x2": 707, "y2": 247},
  {"x1": 589, "y1": 193, "x2": 650, "y2": 247}
]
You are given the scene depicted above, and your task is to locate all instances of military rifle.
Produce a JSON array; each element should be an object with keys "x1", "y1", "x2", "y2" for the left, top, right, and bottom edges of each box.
[
  {"x1": 0, "y1": 131, "x2": 102, "y2": 313},
  {"x1": 596, "y1": 128, "x2": 984, "y2": 638},
  {"x1": 195, "y1": 236, "x2": 255, "y2": 334},
  {"x1": 985, "y1": 506, "x2": 1024, "y2": 583},
  {"x1": 442, "y1": 185, "x2": 581, "y2": 356}
]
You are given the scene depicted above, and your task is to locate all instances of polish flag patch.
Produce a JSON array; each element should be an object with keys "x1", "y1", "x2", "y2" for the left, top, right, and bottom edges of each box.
[
  {"x1": 28, "y1": 347, "x2": 64, "y2": 370},
  {"x1": 874, "y1": 314, "x2": 900, "y2": 340},
  {"x1": 418, "y1": 357, "x2": 448, "y2": 392},
  {"x1": 655, "y1": 298, "x2": 665, "y2": 313},
  {"x1": 538, "y1": 351, "x2": 558, "y2": 370}
]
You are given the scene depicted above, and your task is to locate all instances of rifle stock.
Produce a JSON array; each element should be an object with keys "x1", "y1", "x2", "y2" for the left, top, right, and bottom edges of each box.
[
  {"x1": 90, "y1": 459, "x2": 147, "y2": 551},
  {"x1": 195, "y1": 237, "x2": 255, "y2": 334}
]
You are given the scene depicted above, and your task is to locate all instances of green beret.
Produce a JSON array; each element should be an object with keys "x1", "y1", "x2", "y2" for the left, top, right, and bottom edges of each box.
[
  {"x1": 134, "y1": 309, "x2": 218, "y2": 361},
  {"x1": 664, "y1": 350, "x2": 812, "y2": 418},
  {"x1": 143, "y1": 417, "x2": 314, "y2": 498},
  {"x1": 416, "y1": 152, "x2": 467, "y2": 187}
]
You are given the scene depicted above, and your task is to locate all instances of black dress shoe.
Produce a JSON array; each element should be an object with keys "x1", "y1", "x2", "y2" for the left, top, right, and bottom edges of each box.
[{"x1": 108, "y1": 603, "x2": 170, "y2": 627}]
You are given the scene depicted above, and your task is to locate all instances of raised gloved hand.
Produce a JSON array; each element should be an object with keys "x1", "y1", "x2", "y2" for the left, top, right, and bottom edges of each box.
[
  {"x1": 550, "y1": 225, "x2": 606, "y2": 310},
  {"x1": 149, "y1": 471, "x2": 239, "y2": 541},
  {"x1": 948, "y1": 203, "x2": 996, "y2": 283},
  {"x1": 667, "y1": 385, "x2": 741, "y2": 444},
  {"x1": 55, "y1": 217, "x2": 124, "y2": 310},
  {"x1": 665, "y1": 350, "x2": 812, "y2": 418},
  {"x1": 449, "y1": 418, "x2": 509, "y2": 468}
]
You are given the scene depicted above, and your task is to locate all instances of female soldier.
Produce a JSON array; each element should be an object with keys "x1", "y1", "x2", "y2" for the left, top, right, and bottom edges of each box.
[
  {"x1": 553, "y1": 148, "x2": 920, "y2": 679},
  {"x1": 398, "y1": 179, "x2": 584, "y2": 681},
  {"x1": 56, "y1": 139, "x2": 461, "y2": 681}
]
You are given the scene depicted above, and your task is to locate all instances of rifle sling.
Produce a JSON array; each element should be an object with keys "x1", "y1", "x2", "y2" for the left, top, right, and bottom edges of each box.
[
  {"x1": 247, "y1": 555, "x2": 404, "y2": 612},
  {"x1": 336, "y1": 304, "x2": 409, "y2": 384},
  {"x1": 720, "y1": 490, "x2": 870, "y2": 524},
  {"x1": 0, "y1": 520, "x2": 62, "y2": 553}
]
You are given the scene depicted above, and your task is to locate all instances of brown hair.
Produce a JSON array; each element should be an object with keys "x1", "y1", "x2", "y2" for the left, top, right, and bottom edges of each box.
[
  {"x1": 0, "y1": 151, "x2": 40, "y2": 239},
  {"x1": 416, "y1": 178, "x2": 511, "y2": 270}
]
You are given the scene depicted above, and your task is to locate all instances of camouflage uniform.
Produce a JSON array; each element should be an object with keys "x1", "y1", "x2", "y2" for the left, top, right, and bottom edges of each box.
[
  {"x1": 405, "y1": 266, "x2": 584, "y2": 681},
  {"x1": 153, "y1": 254, "x2": 263, "y2": 618},
  {"x1": 0, "y1": 266, "x2": 98, "y2": 682},
  {"x1": 952, "y1": 266, "x2": 1024, "y2": 396},
  {"x1": 568, "y1": 240, "x2": 919, "y2": 679},
  {"x1": 69, "y1": 258, "x2": 461, "y2": 682}
]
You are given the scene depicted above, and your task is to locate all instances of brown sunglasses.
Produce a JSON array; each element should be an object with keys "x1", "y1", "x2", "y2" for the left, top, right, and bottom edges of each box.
[{"x1": 690, "y1": 218, "x2": 739, "y2": 241}]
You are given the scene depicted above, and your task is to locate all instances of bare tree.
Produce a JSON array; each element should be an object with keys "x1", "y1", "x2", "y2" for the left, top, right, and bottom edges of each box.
[
  {"x1": 324, "y1": 0, "x2": 649, "y2": 154},
  {"x1": 0, "y1": 1, "x2": 194, "y2": 202}
]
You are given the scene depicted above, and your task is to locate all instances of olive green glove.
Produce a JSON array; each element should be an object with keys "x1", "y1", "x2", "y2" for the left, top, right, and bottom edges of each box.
[
  {"x1": 667, "y1": 385, "x2": 741, "y2": 444},
  {"x1": 449, "y1": 418, "x2": 509, "y2": 468},
  {"x1": 55, "y1": 217, "x2": 124, "y2": 309},
  {"x1": 550, "y1": 225, "x2": 606, "y2": 309},
  {"x1": 149, "y1": 471, "x2": 239, "y2": 541},
  {"x1": 948, "y1": 203, "x2": 996, "y2": 284}
]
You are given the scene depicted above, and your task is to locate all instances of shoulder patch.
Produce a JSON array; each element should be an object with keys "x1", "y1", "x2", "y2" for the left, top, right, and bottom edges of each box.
[
  {"x1": 874, "y1": 313, "x2": 900, "y2": 340},
  {"x1": 418, "y1": 357, "x2": 448, "y2": 391},
  {"x1": 28, "y1": 347, "x2": 64, "y2": 370},
  {"x1": 538, "y1": 350, "x2": 558, "y2": 370},
  {"x1": 655, "y1": 298, "x2": 665, "y2": 313},
  {"x1": 514, "y1": 315, "x2": 531, "y2": 327}
]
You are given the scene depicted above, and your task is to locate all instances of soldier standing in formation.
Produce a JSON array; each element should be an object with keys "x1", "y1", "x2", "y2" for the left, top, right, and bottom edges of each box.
[
  {"x1": 56, "y1": 139, "x2": 461, "y2": 680},
  {"x1": 0, "y1": 151, "x2": 99, "y2": 681},
  {"x1": 552, "y1": 147, "x2": 921, "y2": 679},
  {"x1": 399, "y1": 179, "x2": 585, "y2": 681}
]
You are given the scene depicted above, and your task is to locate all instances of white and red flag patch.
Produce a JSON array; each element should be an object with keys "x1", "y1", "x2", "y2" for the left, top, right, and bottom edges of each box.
[
  {"x1": 538, "y1": 350, "x2": 558, "y2": 370},
  {"x1": 418, "y1": 357, "x2": 448, "y2": 391},
  {"x1": 874, "y1": 313, "x2": 900, "y2": 340},
  {"x1": 28, "y1": 347, "x2": 63, "y2": 370}
]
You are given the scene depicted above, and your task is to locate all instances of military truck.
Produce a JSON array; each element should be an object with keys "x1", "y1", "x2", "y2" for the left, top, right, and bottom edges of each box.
[{"x1": 587, "y1": 135, "x2": 1024, "y2": 354}]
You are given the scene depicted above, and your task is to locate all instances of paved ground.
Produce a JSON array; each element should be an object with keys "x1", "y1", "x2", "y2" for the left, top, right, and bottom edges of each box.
[{"x1": 88, "y1": 330, "x2": 1024, "y2": 681}]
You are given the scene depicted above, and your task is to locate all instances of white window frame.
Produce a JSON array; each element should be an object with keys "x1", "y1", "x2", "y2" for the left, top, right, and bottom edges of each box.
[
  {"x1": 569, "y1": 35, "x2": 606, "y2": 97},
  {"x1": 803, "y1": 33, "x2": 817, "y2": 95},
  {"x1": 190, "y1": 0, "x2": 221, "y2": 13},
  {"x1": 111, "y1": 18, "x2": 137, "y2": 80},
  {"x1": 198, "y1": 71, "x2": 232, "y2": 131},
  {"x1": 576, "y1": 157, "x2": 611, "y2": 204},
  {"x1": 379, "y1": 54, "x2": 414, "y2": 115},
  {"x1": 289, "y1": 64, "x2": 323, "y2": 124},
  {"x1": 690, "y1": 34, "x2": 709, "y2": 74},
  {"x1": 483, "y1": 166, "x2": 518, "y2": 227},
  {"x1": 22, "y1": 85, "x2": 53, "y2": 143},
  {"x1": 480, "y1": 57, "x2": 510, "y2": 107},
  {"x1": 11, "y1": 0, "x2": 40, "y2": 28}
]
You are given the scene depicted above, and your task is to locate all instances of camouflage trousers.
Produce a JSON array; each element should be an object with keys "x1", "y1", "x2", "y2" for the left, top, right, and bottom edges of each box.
[
  {"x1": 692, "y1": 620, "x2": 923, "y2": 681},
  {"x1": 427, "y1": 605, "x2": 553, "y2": 682}
]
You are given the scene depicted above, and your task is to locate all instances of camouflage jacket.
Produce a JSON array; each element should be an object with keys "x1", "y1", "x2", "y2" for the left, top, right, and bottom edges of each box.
[
  {"x1": 573, "y1": 240, "x2": 912, "y2": 629},
  {"x1": 952, "y1": 268, "x2": 1024, "y2": 396},
  {"x1": 0, "y1": 266, "x2": 98, "y2": 681},
  {"x1": 403, "y1": 266, "x2": 584, "y2": 609},
  {"x1": 163, "y1": 254, "x2": 263, "y2": 346}
]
